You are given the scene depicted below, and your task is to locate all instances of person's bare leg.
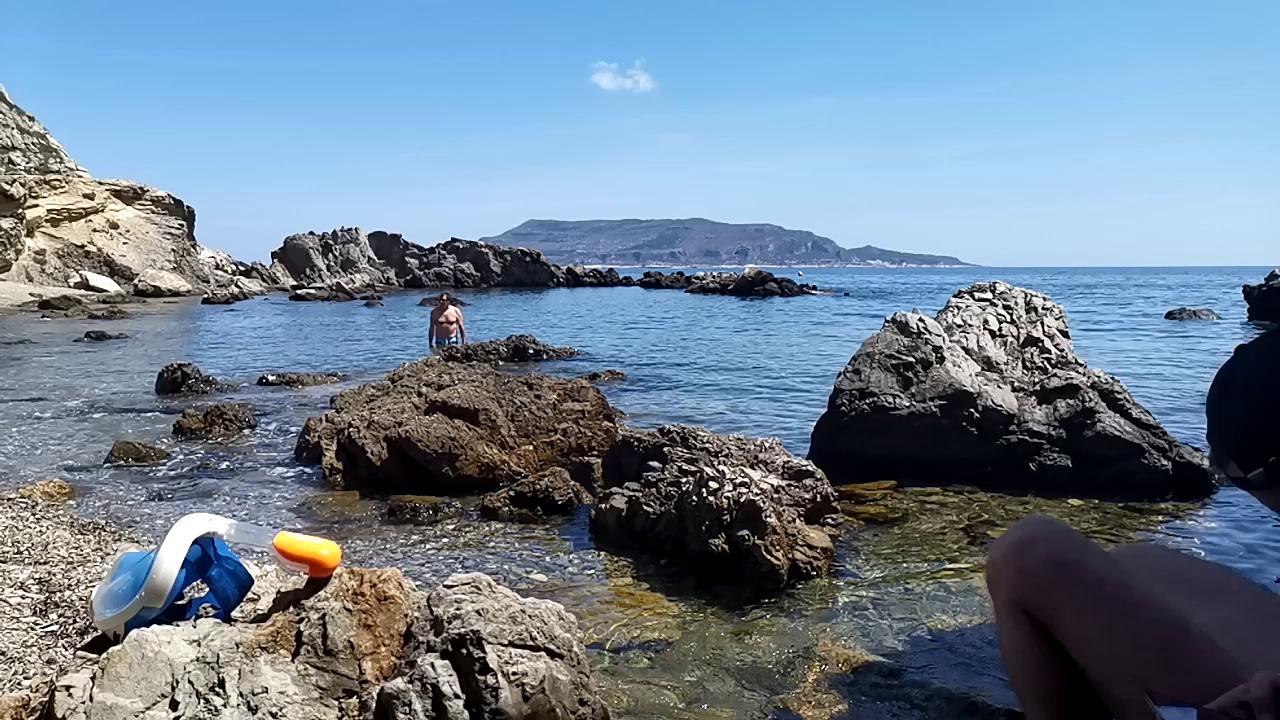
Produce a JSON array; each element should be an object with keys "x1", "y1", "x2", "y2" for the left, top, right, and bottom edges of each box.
[
  {"x1": 1111, "y1": 542, "x2": 1280, "y2": 681},
  {"x1": 987, "y1": 515, "x2": 1248, "y2": 719}
]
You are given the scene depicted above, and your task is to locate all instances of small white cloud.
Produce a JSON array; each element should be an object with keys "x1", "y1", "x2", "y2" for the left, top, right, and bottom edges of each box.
[{"x1": 589, "y1": 60, "x2": 657, "y2": 93}]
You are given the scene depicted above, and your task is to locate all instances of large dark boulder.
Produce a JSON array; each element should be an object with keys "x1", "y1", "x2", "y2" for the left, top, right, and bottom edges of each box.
[
  {"x1": 154, "y1": 362, "x2": 227, "y2": 395},
  {"x1": 295, "y1": 359, "x2": 620, "y2": 494},
  {"x1": 563, "y1": 264, "x2": 635, "y2": 288},
  {"x1": 1244, "y1": 269, "x2": 1280, "y2": 323},
  {"x1": 808, "y1": 281, "x2": 1216, "y2": 500},
  {"x1": 685, "y1": 268, "x2": 818, "y2": 297},
  {"x1": 637, "y1": 270, "x2": 694, "y2": 290},
  {"x1": 43, "y1": 568, "x2": 609, "y2": 720},
  {"x1": 479, "y1": 467, "x2": 592, "y2": 522},
  {"x1": 592, "y1": 425, "x2": 842, "y2": 590},
  {"x1": 436, "y1": 334, "x2": 578, "y2": 364},
  {"x1": 74, "y1": 330, "x2": 128, "y2": 342},
  {"x1": 172, "y1": 403, "x2": 257, "y2": 440}
]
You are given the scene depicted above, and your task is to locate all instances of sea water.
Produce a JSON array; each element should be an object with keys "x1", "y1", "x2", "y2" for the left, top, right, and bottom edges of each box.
[{"x1": 0, "y1": 265, "x2": 1274, "y2": 717}]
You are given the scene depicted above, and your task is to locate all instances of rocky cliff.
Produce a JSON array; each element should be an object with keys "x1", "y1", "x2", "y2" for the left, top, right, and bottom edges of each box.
[{"x1": 0, "y1": 85, "x2": 230, "y2": 295}]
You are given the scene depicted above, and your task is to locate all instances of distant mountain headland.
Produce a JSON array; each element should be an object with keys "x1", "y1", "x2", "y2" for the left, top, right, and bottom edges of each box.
[{"x1": 482, "y1": 218, "x2": 973, "y2": 267}]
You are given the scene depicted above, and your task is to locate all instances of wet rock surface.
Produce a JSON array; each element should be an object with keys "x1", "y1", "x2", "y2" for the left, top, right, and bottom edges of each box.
[
  {"x1": 383, "y1": 495, "x2": 464, "y2": 525},
  {"x1": 1244, "y1": 269, "x2": 1280, "y2": 323},
  {"x1": 809, "y1": 281, "x2": 1216, "y2": 500},
  {"x1": 479, "y1": 467, "x2": 593, "y2": 522},
  {"x1": 172, "y1": 403, "x2": 257, "y2": 440},
  {"x1": 296, "y1": 359, "x2": 619, "y2": 494},
  {"x1": 257, "y1": 371, "x2": 344, "y2": 388},
  {"x1": 437, "y1": 334, "x2": 578, "y2": 364},
  {"x1": 563, "y1": 264, "x2": 636, "y2": 288},
  {"x1": 154, "y1": 362, "x2": 228, "y2": 395},
  {"x1": 42, "y1": 568, "x2": 608, "y2": 720},
  {"x1": 593, "y1": 425, "x2": 842, "y2": 590},
  {"x1": 104, "y1": 440, "x2": 171, "y2": 465},
  {"x1": 1164, "y1": 307, "x2": 1220, "y2": 321},
  {"x1": 73, "y1": 330, "x2": 127, "y2": 342}
]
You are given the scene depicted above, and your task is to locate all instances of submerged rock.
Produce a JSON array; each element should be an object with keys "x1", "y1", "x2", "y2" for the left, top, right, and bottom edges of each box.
[
  {"x1": 808, "y1": 281, "x2": 1216, "y2": 500},
  {"x1": 581, "y1": 369, "x2": 626, "y2": 383},
  {"x1": 154, "y1": 362, "x2": 227, "y2": 395},
  {"x1": 17, "y1": 478, "x2": 76, "y2": 504},
  {"x1": 1244, "y1": 269, "x2": 1280, "y2": 323},
  {"x1": 104, "y1": 440, "x2": 171, "y2": 466},
  {"x1": 172, "y1": 403, "x2": 257, "y2": 440},
  {"x1": 479, "y1": 467, "x2": 592, "y2": 522},
  {"x1": 257, "y1": 371, "x2": 344, "y2": 388},
  {"x1": 44, "y1": 568, "x2": 609, "y2": 720},
  {"x1": 437, "y1": 334, "x2": 578, "y2": 364},
  {"x1": 73, "y1": 330, "x2": 127, "y2": 342},
  {"x1": 593, "y1": 425, "x2": 842, "y2": 590},
  {"x1": 295, "y1": 359, "x2": 619, "y2": 494},
  {"x1": 384, "y1": 495, "x2": 464, "y2": 525},
  {"x1": 1164, "y1": 307, "x2": 1220, "y2": 321}
]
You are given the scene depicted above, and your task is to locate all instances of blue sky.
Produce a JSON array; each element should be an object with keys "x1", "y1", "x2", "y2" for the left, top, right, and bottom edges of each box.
[{"x1": 4, "y1": 1, "x2": 1277, "y2": 265}]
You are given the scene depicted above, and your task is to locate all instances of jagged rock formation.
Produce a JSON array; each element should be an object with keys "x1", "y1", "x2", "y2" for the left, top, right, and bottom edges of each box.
[
  {"x1": 592, "y1": 425, "x2": 842, "y2": 589},
  {"x1": 1244, "y1": 269, "x2": 1280, "y2": 323},
  {"x1": 808, "y1": 282, "x2": 1216, "y2": 500},
  {"x1": 638, "y1": 268, "x2": 818, "y2": 297},
  {"x1": 479, "y1": 467, "x2": 593, "y2": 522},
  {"x1": 1, "y1": 86, "x2": 244, "y2": 296},
  {"x1": 42, "y1": 569, "x2": 609, "y2": 720},
  {"x1": 268, "y1": 227, "x2": 637, "y2": 295},
  {"x1": 296, "y1": 358, "x2": 620, "y2": 494},
  {"x1": 154, "y1": 362, "x2": 228, "y2": 395}
]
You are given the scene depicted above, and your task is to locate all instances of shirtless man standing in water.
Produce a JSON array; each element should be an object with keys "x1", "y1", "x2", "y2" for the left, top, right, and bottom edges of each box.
[{"x1": 428, "y1": 293, "x2": 466, "y2": 348}]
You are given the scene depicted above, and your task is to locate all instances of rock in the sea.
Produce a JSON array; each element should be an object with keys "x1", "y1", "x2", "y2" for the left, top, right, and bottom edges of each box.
[
  {"x1": 809, "y1": 281, "x2": 1216, "y2": 500},
  {"x1": 1164, "y1": 307, "x2": 1221, "y2": 321},
  {"x1": 35, "y1": 294, "x2": 86, "y2": 312},
  {"x1": 172, "y1": 403, "x2": 257, "y2": 440},
  {"x1": 45, "y1": 568, "x2": 609, "y2": 720},
  {"x1": 104, "y1": 440, "x2": 171, "y2": 466},
  {"x1": 480, "y1": 467, "x2": 592, "y2": 522},
  {"x1": 133, "y1": 268, "x2": 195, "y2": 297},
  {"x1": 73, "y1": 330, "x2": 127, "y2": 342},
  {"x1": 257, "y1": 371, "x2": 344, "y2": 388},
  {"x1": 593, "y1": 425, "x2": 842, "y2": 589},
  {"x1": 563, "y1": 264, "x2": 636, "y2": 288},
  {"x1": 364, "y1": 299, "x2": 384, "y2": 307},
  {"x1": 295, "y1": 359, "x2": 619, "y2": 494},
  {"x1": 86, "y1": 305, "x2": 130, "y2": 320},
  {"x1": 437, "y1": 334, "x2": 578, "y2": 364},
  {"x1": 154, "y1": 362, "x2": 227, "y2": 395},
  {"x1": 384, "y1": 495, "x2": 464, "y2": 525},
  {"x1": 17, "y1": 478, "x2": 76, "y2": 504},
  {"x1": 581, "y1": 369, "x2": 626, "y2": 383},
  {"x1": 372, "y1": 234, "x2": 566, "y2": 288},
  {"x1": 638, "y1": 268, "x2": 817, "y2": 297},
  {"x1": 271, "y1": 227, "x2": 393, "y2": 288},
  {"x1": 72, "y1": 270, "x2": 122, "y2": 294},
  {"x1": 637, "y1": 270, "x2": 694, "y2": 290},
  {"x1": 1244, "y1": 269, "x2": 1280, "y2": 323}
]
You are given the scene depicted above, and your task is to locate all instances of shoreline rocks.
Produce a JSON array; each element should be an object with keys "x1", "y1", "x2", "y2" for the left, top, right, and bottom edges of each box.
[
  {"x1": 808, "y1": 281, "x2": 1216, "y2": 500},
  {"x1": 1164, "y1": 307, "x2": 1220, "y2": 321},
  {"x1": 1244, "y1": 269, "x2": 1279, "y2": 323},
  {"x1": 172, "y1": 403, "x2": 257, "y2": 440},
  {"x1": 581, "y1": 369, "x2": 626, "y2": 383},
  {"x1": 437, "y1": 334, "x2": 578, "y2": 364},
  {"x1": 40, "y1": 568, "x2": 609, "y2": 720},
  {"x1": 154, "y1": 362, "x2": 227, "y2": 395},
  {"x1": 593, "y1": 425, "x2": 842, "y2": 589},
  {"x1": 296, "y1": 359, "x2": 619, "y2": 494}
]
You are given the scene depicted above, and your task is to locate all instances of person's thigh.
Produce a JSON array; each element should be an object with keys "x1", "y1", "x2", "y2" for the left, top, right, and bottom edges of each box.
[{"x1": 1111, "y1": 542, "x2": 1280, "y2": 673}]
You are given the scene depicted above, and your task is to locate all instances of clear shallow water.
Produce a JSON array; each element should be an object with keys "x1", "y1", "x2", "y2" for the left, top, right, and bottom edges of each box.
[{"x1": 1, "y1": 266, "x2": 1276, "y2": 717}]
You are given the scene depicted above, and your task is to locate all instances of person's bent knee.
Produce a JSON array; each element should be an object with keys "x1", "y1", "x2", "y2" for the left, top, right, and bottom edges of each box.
[{"x1": 986, "y1": 514, "x2": 1093, "y2": 606}]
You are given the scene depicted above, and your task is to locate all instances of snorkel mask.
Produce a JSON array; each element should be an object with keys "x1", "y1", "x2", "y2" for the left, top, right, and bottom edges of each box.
[{"x1": 91, "y1": 513, "x2": 342, "y2": 640}]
